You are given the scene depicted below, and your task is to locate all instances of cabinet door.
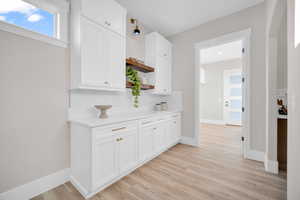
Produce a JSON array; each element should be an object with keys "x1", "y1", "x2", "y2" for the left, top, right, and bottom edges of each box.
[
  {"x1": 81, "y1": 17, "x2": 110, "y2": 87},
  {"x1": 165, "y1": 121, "x2": 173, "y2": 147},
  {"x1": 119, "y1": 129, "x2": 138, "y2": 174},
  {"x1": 82, "y1": 0, "x2": 126, "y2": 36},
  {"x1": 153, "y1": 124, "x2": 166, "y2": 154},
  {"x1": 140, "y1": 126, "x2": 154, "y2": 162},
  {"x1": 155, "y1": 56, "x2": 170, "y2": 94},
  {"x1": 108, "y1": 31, "x2": 126, "y2": 89},
  {"x1": 175, "y1": 117, "x2": 181, "y2": 142},
  {"x1": 170, "y1": 117, "x2": 181, "y2": 144},
  {"x1": 93, "y1": 135, "x2": 118, "y2": 189}
]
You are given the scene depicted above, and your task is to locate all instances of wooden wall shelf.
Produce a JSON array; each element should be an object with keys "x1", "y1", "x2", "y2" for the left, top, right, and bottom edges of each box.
[
  {"x1": 126, "y1": 81, "x2": 155, "y2": 90},
  {"x1": 126, "y1": 59, "x2": 155, "y2": 73}
]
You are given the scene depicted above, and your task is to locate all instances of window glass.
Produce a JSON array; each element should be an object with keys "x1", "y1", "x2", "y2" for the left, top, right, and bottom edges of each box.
[
  {"x1": 230, "y1": 75, "x2": 242, "y2": 84},
  {"x1": 0, "y1": 0, "x2": 55, "y2": 37},
  {"x1": 230, "y1": 87, "x2": 242, "y2": 97}
]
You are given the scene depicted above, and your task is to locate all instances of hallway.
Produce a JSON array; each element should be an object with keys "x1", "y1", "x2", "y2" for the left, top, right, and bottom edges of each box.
[{"x1": 33, "y1": 124, "x2": 287, "y2": 200}]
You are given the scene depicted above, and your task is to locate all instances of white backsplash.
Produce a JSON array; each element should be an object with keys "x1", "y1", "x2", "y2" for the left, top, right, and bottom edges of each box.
[{"x1": 69, "y1": 90, "x2": 183, "y2": 119}]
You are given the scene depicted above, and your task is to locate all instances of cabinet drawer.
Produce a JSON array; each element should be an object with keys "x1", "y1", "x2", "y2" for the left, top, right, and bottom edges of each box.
[
  {"x1": 140, "y1": 117, "x2": 169, "y2": 127},
  {"x1": 93, "y1": 121, "x2": 138, "y2": 139}
]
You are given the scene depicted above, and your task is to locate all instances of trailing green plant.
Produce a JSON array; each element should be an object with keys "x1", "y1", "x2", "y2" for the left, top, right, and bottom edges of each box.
[{"x1": 126, "y1": 67, "x2": 141, "y2": 108}]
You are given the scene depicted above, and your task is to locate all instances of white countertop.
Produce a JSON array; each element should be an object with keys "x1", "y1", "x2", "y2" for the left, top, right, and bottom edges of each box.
[{"x1": 69, "y1": 110, "x2": 182, "y2": 128}]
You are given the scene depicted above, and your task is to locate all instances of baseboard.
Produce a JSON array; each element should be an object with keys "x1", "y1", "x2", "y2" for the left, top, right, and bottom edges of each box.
[
  {"x1": 264, "y1": 156, "x2": 279, "y2": 174},
  {"x1": 180, "y1": 136, "x2": 198, "y2": 146},
  {"x1": 200, "y1": 119, "x2": 225, "y2": 125},
  {"x1": 0, "y1": 168, "x2": 70, "y2": 200},
  {"x1": 245, "y1": 150, "x2": 265, "y2": 162}
]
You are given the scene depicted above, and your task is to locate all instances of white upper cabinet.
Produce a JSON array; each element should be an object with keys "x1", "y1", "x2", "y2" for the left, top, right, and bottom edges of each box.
[
  {"x1": 145, "y1": 32, "x2": 172, "y2": 95},
  {"x1": 81, "y1": 0, "x2": 126, "y2": 36},
  {"x1": 71, "y1": 0, "x2": 126, "y2": 91}
]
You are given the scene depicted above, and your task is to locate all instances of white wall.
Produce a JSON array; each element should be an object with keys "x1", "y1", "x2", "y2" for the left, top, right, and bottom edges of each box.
[
  {"x1": 265, "y1": 0, "x2": 287, "y2": 173},
  {"x1": 276, "y1": 8, "x2": 288, "y2": 90},
  {"x1": 126, "y1": 15, "x2": 150, "y2": 61},
  {"x1": 0, "y1": 30, "x2": 69, "y2": 193},
  {"x1": 200, "y1": 59, "x2": 241, "y2": 122},
  {"x1": 169, "y1": 3, "x2": 266, "y2": 152},
  {"x1": 287, "y1": 0, "x2": 300, "y2": 199}
]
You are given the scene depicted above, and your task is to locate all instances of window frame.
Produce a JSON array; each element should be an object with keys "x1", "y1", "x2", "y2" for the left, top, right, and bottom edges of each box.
[{"x1": 0, "y1": 0, "x2": 69, "y2": 48}]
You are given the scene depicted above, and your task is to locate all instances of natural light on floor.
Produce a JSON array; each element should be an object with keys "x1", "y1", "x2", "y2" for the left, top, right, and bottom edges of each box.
[{"x1": 0, "y1": 0, "x2": 54, "y2": 37}]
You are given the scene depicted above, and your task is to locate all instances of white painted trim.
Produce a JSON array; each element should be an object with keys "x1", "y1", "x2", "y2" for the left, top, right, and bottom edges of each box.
[
  {"x1": 200, "y1": 119, "x2": 226, "y2": 125},
  {"x1": 0, "y1": 21, "x2": 68, "y2": 48},
  {"x1": 246, "y1": 150, "x2": 265, "y2": 162},
  {"x1": 180, "y1": 136, "x2": 198, "y2": 146},
  {"x1": 194, "y1": 29, "x2": 252, "y2": 158},
  {"x1": 0, "y1": 168, "x2": 70, "y2": 200},
  {"x1": 194, "y1": 29, "x2": 251, "y2": 49},
  {"x1": 264, "y1": 157, "x2": 279, "y2": 174},
  {"x1": 70, "y1": 176, "x2": 89, "y2": 198}
]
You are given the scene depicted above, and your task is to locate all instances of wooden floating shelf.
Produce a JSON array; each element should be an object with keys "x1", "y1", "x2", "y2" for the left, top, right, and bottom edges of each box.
[
  {"x1": 126, "y1": 59, "x2": 155, "y2": 73},
  {"x1": 126, "y1": 81, "x2": 155, "y2": 90}
]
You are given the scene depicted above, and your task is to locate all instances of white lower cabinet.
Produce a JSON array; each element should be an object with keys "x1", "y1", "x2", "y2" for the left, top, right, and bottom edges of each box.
[
  {"x1": 139, "y1": 125, "x2": 155, "y2": 162},
  {"x1": 70, "y1": 113, "x2": 181, "y2": 199},
  {"x1": 153, "y1": 123, "x2": 166, "y2": 154},
  {"x1": 118, "y1": 130, "x2": 138, "y2": 174},
  {"x1": 93, "y1": 134, "x2": 118, "y2": 189}
]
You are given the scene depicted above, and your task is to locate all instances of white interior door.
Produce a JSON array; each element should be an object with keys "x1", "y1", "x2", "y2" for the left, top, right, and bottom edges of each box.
[{"x1": 224, "y1": 69, "x2": 243, "y2": 126}]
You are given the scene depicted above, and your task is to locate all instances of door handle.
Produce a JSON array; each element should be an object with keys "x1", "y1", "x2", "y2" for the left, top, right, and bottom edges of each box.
[{"x1": 112, "y1": 127, "x2": 126, "y2": 132}]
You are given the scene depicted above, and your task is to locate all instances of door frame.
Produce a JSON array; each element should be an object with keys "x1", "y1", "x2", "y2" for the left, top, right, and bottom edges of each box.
[
  {"x1": 194, "y1": 29, "x2": 251, "y2": 159},
  {"x1": 223, "y1": 68, "x2": 243, "y2": 126}
]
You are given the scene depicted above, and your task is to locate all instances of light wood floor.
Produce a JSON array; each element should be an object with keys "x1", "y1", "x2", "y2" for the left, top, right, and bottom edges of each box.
[{"x1": 33, "y1": 124, "x2": 287, "y2": 200}]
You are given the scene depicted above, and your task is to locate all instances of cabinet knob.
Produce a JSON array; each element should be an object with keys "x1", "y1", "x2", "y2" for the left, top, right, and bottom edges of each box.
[
  {"x1": 104, "y1": 81, "x2": 109, "y2": 85},
  {"x1": 105, "y1": 21, "x2": 111, "y2": 26}
]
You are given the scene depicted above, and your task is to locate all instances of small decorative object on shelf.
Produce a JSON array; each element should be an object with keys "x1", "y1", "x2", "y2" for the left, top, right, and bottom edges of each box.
[
  {"x1": 277, "y1": 99, "x2": 288, "y2": 115},
  {"x1": 94, "y1": 105, "x2": 112, "y2": 119},
  {"x1": 160, "y1": 102, "x2": 168, "y2": 111},
  {"x1": 126, "y1": 67, "x2": 141, "y2": 108}
]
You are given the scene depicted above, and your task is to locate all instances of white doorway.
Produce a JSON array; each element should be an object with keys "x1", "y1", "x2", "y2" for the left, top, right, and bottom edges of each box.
[
  {"x1": 194, "y1": 29, "x2": 251, "y2": 158},
  {"x1": 224, "y1": 68, "x2": 243, "y2": 126}
]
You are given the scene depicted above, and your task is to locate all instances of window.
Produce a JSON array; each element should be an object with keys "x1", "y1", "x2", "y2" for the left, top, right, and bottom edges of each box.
[{"x1": 0, "y1": 0, "x2": 68, "y2": 47}]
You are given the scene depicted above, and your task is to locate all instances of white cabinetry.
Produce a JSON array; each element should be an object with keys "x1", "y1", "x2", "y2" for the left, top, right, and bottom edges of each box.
[
  {"x1": 153, "y1": 123, "x2": 166, "y2": 154},
  {"x1": 166, "y1": 114, "x2": 181, "y2": 147},
  {"x1": 71, "y1": 0, "x2": 126, "y2": 91},
  {"x1": 81, "y1": 0, "x2": 126, "y2": 36},
  {"x1": 93, "y1": 133, "x2": 118, "y2": 189},
  {"x1": 70, "y1": 113, "x2": 181, "y2": 199},
  {"x1": 145, "y1": 32, "x2": 172, "y2": 95},
  {"x1": 139, "y1": 124, "x2": 155, "y2": 162},
  {"x1": 71, "y1": 122, "x2": 138, "y2": 198}
]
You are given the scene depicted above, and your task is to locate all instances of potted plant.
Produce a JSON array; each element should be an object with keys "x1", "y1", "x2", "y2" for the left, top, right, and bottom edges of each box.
[{"x1": 126, "y1": 67, "x2": 141, "y2": 108}]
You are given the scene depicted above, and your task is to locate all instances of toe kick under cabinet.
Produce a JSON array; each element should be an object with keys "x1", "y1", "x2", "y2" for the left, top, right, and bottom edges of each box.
[{"x1": 70, "y1": 113, "x2": 181, "y2": 199}]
